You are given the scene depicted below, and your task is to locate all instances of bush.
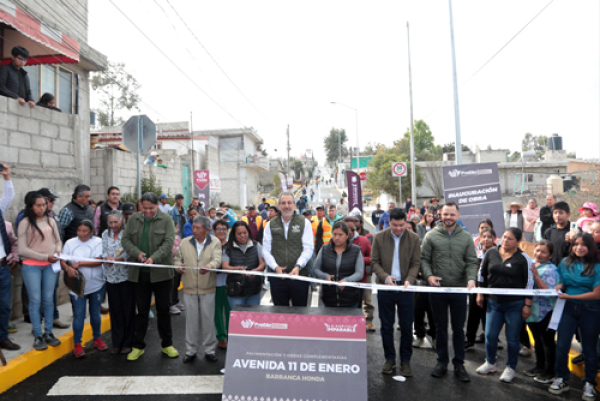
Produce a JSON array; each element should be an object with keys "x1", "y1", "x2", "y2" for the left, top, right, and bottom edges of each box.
[{"x1": 121, "y1": 171, "x2": 174, "y2": 206}]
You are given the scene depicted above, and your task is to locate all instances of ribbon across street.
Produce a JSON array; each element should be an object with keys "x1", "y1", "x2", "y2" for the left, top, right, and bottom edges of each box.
[{"x1": 57, "y1": 254, "x2": 559, "y2": 297}]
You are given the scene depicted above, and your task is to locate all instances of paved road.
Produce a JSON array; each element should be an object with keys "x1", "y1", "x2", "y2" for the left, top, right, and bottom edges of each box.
[{"x1": 1, "y1": 288, "x2": 581, "y2": 401}]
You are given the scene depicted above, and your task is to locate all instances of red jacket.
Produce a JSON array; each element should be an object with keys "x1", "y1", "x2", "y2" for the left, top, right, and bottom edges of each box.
[{"x1": 353, "y1": 234, "x2": 372, "y2": 283}]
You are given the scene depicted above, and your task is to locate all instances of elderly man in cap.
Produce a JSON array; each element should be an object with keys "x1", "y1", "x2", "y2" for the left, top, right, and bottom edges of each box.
[
  {"x1": 158, "y1": 194, "x2": 171, "y2": 214},
  {"x1": 122, "y1": 202, "x2": 136, "y2": 223},
  {"x1": 168, "y1": 194, "x2": 188, "y2": 238},
  {"x1": 241, "y1": 204, "x2": 263, "y2": 243}
]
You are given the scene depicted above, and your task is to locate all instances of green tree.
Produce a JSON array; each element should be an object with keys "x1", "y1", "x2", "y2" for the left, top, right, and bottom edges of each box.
[
  {"x1": 521, "y1": 132, "x2": 548, "y2": 160},
  {"x1": 323, "y1": 128, "x2": 349, "y2": 164},
  {"x1": 442, "y1": 142, "x2": 471, "y2": 154},
  {"x1": 402, "y1": 119, "x2": 438, "y2": 160},
  {"x1": 271, "y1": 174, "x2": 282, "y2": 196},
  {"x1": 121, "y1": 171, "x2": 172, "y2": 204},
  {"x1": 291, "y1": 160, "x2": 305, "y2": 179},
  {"x1": 366, "y1": 143, "x2": 422, "y2": 201},
  {"x1": 91, "y1": 61, "x2": 141, "y2": 127}
]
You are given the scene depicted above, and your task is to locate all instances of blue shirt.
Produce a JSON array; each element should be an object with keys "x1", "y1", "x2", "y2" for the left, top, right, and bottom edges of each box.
[
  {"x1": 380, "y1": 211, "x2": 390, "y2": 229},
  {"x1": 391, "y1": 231, "x2": 403, "y2": 281},
  {"x1": 557, "y1": 259, "x2": 600, "y2": 304},
  {"x1": 183, "y1": 221, "x2": 193, "y2": 238}
]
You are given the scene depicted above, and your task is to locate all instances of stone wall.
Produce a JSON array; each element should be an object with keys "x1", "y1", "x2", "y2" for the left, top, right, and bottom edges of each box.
[{"x1": 90, "y1": 148, "x2": 184, "y2": 201}]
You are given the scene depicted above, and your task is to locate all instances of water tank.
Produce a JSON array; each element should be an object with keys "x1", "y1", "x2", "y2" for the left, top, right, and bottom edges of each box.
[
  {"x1": 547, "y1": 174, "x2": 564, "y2": 194},
  {"x1": 547, "y1": 133, "x2": 562, "y2": 151}
]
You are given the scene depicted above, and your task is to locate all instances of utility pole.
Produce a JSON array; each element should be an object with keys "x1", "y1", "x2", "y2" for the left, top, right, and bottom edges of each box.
[
  {"x1": 448, "y1": 0, "x2": 463, "y2": 165},
  {"x1": 190, "y1": 112, "x2": 194, "y2": 170},
  {"x1": 407, "y1": 22, "x2": 416, "y2": 202},
  {"x1": 287, "y1": 125, "x2": 290, "y2": 178}
]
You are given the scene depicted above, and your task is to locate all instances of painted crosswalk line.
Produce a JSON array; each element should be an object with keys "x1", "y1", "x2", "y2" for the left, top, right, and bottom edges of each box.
[{"x1": 47, "y1": 376, "x2": 224, "y2": 396}]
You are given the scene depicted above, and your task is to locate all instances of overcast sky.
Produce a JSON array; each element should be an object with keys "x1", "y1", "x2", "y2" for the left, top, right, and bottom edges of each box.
[{"x1": 88, "y1": 0, "x2": 599, "y2": 163}]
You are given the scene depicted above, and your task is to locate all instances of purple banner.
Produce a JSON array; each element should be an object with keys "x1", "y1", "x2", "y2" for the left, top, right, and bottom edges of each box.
[{"x1": 346, "y1": 171, "x2": 362, "y2": 213}]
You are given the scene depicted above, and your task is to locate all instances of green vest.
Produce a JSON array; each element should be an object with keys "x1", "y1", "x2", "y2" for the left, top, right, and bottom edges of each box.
[{"x1": 270, "y1": 214, "x2": 308, "y2": 275}]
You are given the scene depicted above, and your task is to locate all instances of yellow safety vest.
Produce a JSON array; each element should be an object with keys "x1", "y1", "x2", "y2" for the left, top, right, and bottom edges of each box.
[
  {"x1": 241, "y1": 215, "x2": 263, "y2": 231},
  {"x1": 311, "y1": 216, "x2": 332, "y2": 245}
]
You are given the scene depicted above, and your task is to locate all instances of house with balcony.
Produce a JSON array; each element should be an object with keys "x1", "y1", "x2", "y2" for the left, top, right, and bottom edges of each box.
[
  {"x1": 196, "y1": 127, "x2": 268, "y2": 208},
  {"x1": 0, "y1": 1, "x2": 106, "y2": 322}
]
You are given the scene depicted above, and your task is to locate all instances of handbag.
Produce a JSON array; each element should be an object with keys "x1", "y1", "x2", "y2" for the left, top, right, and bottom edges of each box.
[
  {"x1": 64, "y1": 269, "x2": 86, "y2": 298},
  {"x1": 226, "y1": 275, "x2": 245, "y2": 297}
]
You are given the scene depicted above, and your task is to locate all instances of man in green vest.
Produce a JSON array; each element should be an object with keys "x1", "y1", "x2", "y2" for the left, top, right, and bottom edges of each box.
[{"x1": 263, "y1": 191, "x2": 314, "y2": 306}]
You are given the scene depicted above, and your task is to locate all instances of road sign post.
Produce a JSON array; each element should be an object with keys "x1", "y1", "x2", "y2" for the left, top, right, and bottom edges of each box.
[
  {"x1": 123, "y1": 115, "x2": 157, "y2": 199},
  {"x1": 392, "y1": 162, "x2": 408, "y2": 206}
]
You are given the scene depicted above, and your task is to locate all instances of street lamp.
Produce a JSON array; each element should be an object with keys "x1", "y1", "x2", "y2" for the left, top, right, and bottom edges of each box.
[{"x1": 330, "y1": 102, "x2": 359, "y2": 172}]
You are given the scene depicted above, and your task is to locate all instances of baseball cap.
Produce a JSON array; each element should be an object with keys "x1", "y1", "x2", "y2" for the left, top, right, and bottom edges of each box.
[
  {"x1": 315, "y1": 204, "x2": 325, "y2": 210},
  {"x1": 122, "y1": 202, "x2": 135, "y2": 214},
  {"x1": 160, "y1": 194, "x2": 169, "y2": 199},
  {"x1": 37, "y1": 188, "x2": 59, "y2": 199},
  {"x1": 246, "y1": 204, "x2": 256, "y2": 209},
  {"x1": 216, "y1": 208, "x2": 226, "y2": 215},
  {"x1": 302, "y1": 209, "x2": 312, "y2": 216},
  {"x1": 175, "y1": 194, "x2": 184, "y2": 200}
]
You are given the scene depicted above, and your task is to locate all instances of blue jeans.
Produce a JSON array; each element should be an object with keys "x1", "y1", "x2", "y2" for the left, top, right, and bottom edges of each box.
[
  {"x1": 228, "y1": 292, "x2": 262, "y2": 309},
  {"x1": 0, "y1": 265, "x2": 11, "y2": 342},
  {"x1": 22, "y1": 263, "x2": 58, "y2": 337},
  {"x1": 555, "y1": 301, "x2": 600, "y2": 385},
  {"x1": 374, "y1": 225, "x2": 380, "y2": 233},
  {"x1": 485, "y1": 299, "x2": 524, "y2": 369},
  {"x1": 70, "y1": 286, "x2": 105, "y2": 344},
  {"x1": 430, "y1": 293, "x2": 467, "y2": 366},
  {"x1": 378, "y1": 290, "x2": 414, "y2": 362}
]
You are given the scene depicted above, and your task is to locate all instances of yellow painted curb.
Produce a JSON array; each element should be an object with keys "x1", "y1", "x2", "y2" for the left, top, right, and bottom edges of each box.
[{"x1": 0, "y1": 313, "x2": 111, "y2": 393}]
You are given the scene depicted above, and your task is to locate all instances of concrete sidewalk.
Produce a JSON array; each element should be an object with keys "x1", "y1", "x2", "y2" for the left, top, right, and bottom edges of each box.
[{"x1": 0, "y1": 298, "x2": 110, "y2": 393}]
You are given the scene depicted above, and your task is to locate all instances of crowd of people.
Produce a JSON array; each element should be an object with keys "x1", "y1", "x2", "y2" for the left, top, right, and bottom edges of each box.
[{"x1": 1, "y1": 168, "x2": 599, "y2": 399}]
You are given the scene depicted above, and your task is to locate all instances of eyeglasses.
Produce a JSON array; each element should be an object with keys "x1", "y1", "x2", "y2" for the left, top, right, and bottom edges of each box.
[
  {"x1": 16, "y1": 56, "x2": 27, "y2": 62},
  {"x1": 349, "y1": 228, "x2": 356, "y2": 232},
  {"x1": 46, "y1": 198, "x2": 55, "y2": 203},
  {"x1": 215, "y1": 228, "x2": 228, "y2": 232}
]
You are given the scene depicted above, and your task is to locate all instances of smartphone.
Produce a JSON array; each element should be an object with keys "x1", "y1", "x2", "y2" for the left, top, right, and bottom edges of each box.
[{"x1": 0, "y1": 164, "x2": 3, "y2": 172}]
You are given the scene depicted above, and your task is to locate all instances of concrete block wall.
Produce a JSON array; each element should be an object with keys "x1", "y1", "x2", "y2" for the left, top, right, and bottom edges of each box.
[
  {"x1": 0, "y1": 95, "x2": 89, "y2": 320},
  {"x1": 90, "y1": 148, "x2": 184, "y2": 201}
]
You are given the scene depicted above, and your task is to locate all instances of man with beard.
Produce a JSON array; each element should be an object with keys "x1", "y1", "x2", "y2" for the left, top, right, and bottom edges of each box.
[{"x1": 420, "y1": 202, "x2": 478, "y2": 383}]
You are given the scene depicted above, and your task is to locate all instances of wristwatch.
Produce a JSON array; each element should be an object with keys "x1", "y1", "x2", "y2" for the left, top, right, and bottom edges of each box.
[{"x1": 294, "y1": 264, "x2": 301, "y2": 270}]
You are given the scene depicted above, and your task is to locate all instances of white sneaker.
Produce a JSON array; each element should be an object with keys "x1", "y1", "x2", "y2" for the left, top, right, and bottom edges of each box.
[
  {"x1": 582, "y1": 382, "x2": 596, "y2": 400},
  {"x1": 476, "y1": 360, "x2": 498, "y2": 375},
  {"x1": 500, "y1": 367, "x2": 515, "y2": 383},
  {"x1": 519, "y1": 346, "x2": 532, "y2": 356},
  {"x1": 169, "y1": 305, "x2": 181, "y2": 315},
  {"x1": 549, "y1": 377, "x2": 570, "y2": 395}
]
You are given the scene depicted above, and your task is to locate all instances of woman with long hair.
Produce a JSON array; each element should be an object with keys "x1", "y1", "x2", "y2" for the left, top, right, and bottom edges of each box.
[
  {"x1": 17, "y1": 193, "x2": 62, "y2": 350},
  {"x1": 102, "y1": 210, "x2": 135, "y2": 355},
  {"x1": 549, "y1": 233, "x2": 600, "y2": 399},
  {"x1": 222, "y1": 221, "x2": 266, "y2": 308},
  {"x1": 476, "y1": 228, "x2": 532, "y2": 383},
  {"x1": 417, "y1": 211, "x2": 436, "y2": 242},
  {"x1": 313, "y1": 221, "x2": 364, "y2": 307}
]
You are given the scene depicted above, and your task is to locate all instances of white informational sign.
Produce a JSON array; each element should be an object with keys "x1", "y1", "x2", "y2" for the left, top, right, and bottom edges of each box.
[{"x1": 392, "y1": 162, "x2": 407, "y2": 177}]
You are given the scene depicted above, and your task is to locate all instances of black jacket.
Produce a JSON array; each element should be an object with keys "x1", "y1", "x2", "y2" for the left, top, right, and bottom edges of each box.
[
  {"x1": 539, "y1": 206, "x2": 554, "y2": 238},
  {"x1": 320, "y1": 242, "x2": 362, "y2": 307},
  {"x1": 0, "y1": 63, "x2": 33, "y2": 101},
  {"x1": 544, "y1": 224, "x2": 571, "y2": 266}
]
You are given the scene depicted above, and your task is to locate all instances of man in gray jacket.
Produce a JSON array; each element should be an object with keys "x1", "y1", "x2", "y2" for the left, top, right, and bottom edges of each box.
[{"x1": 421, "y1": 202, "x2": 478, "y2": 382}]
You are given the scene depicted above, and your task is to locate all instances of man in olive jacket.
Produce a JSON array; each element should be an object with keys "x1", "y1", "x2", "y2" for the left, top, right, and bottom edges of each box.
[
  {"x1": 420, "y1": 202, "x2": 478, "y2": 382},
  {"x1": 371, "y1": 208, "x2": 421, "y2": 377},
  {"x1": 174, "y1": 215, "x2": 222, "y2": 364},
  {"x1": 122, "y1": 192, "x2": 177, "y2": 361}
]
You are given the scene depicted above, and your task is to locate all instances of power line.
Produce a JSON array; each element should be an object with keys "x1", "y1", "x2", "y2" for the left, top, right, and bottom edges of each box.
[
  {"x1": 422, "y1": 0, "x2": 555, "y2": 120},
  {"x1": 164, "y1": 0, "x2": 270, "y2": 123},
  {"x1": 108, "y1": 0, "x2": 245, "y2": 126}
]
